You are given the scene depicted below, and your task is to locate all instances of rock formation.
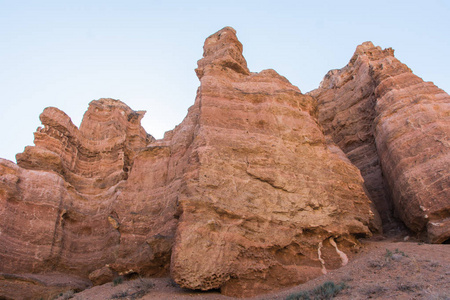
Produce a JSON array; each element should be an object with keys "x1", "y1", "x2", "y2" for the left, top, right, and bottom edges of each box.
[
  {"x1": 1, "y1": 99, "x2": 179, "y2": 290},
  {"x1": 310, "y1": 42, "x2": 450, "y2": 243},
  {"x1": 0, "y1": 27, "x2": 449, "y2": 299},
  {"x1": 168, "y1": 27, "x2": 376, "y2": 297}
]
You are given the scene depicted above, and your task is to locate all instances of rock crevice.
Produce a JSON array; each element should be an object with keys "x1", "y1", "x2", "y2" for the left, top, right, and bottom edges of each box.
[{"x1": 311, "y1": 41, "x2": 450, "y2": 243}]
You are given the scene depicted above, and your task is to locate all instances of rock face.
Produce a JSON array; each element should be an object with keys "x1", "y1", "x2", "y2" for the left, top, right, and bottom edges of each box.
[
  {"x1": 1, "y1": 27, "x2": 448, "y2": 299},
  {"x1": 169, "y1": 27, "x2": 375, "y2": 297},
  {"x1": 0, "y1": 27, "x2": 378, "y2": 298},
  {"x1": 1, "y1": 99, "x2": 178, "y2": 280},
  {"x1": 311, "y1": 42, "x2": 450, "y2": 243}
]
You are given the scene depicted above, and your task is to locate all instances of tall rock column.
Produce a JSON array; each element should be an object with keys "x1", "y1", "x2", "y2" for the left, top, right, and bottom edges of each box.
[
  {"x1": 170, "y1": 27, "x2": 377, "y2": 297},
  {"x1": 311, "y1": 42, "x2": 450, "y2": 243}
]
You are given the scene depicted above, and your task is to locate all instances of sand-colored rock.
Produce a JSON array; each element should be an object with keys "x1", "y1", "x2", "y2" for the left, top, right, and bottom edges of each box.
[
  {"x1": 169, "y1": 27, "x2": 376, "y2": 297},
  {"x1": 311, "y1": 42, "x2": 450, "y2": 243},
  {"x1": 0, "y1": 27, "x2": 378, "y2": 299},
  {"x1": 1, "y1": 99, "x2": 177, "y2": 281},
  {"x1": 3, "y1": 26, "x2": 446, "y2": 299},
  {"x1": 16, "y1": 99, "x2": 152, "y2": 194}
]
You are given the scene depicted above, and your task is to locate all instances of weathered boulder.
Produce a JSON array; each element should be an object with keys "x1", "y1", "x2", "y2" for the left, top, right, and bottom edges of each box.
[
  {"x1": 88, "y1": 266, "x2": 115, "y2": 286},
  {"x1": 169, "y1": 27, "x2": 376, "y2": 297},
  {"x1": 311, "y1": 42, "x2": 450, "y2": 243}
]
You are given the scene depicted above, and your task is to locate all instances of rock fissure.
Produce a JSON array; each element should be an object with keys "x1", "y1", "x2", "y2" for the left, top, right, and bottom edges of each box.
[
  {"x1": 312, "y1": 41, "x2": 450, "y2": 242},
  {"x1": 245, "y1": 167, "x2": 295, "y2": 194}
]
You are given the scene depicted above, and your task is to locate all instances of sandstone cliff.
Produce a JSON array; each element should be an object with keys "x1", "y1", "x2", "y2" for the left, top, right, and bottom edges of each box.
[
  {"x1": 1, "y1": 99, "x2": 179, "y2": 280},
  {"x1": 170, "y1": 27, "x2": 375, "y2": 297},
  {"x1": 0, "y1": 27, "x2": 448, "y2": 299},
  {"x1": 310, "y1": 42, "x2": 450, "y2": 243}
]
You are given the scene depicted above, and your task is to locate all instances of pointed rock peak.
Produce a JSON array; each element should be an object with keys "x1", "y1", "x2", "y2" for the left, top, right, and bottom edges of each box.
[
  {"x1": 203, "y1": 26, "x2": 239, "y2": 53},
  {"x1": 196, "y1": 27, "x2": 250, "y2": 79},
  {"x1": 349, "y1": 41, "x2": 395, "y2": 64}
]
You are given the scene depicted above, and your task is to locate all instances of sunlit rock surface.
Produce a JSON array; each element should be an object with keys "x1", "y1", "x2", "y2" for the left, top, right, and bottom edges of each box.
[
  {"x1": 310, "y1": 42, "x2": 450, "y2": 244},
  {"x1": 2, "y1": 99, "x2": 177, "y2": 280},
  {"x1": 1, "y1": 26, "x2": 448, "y2": 299},
  {"x1": 169, "y1": 27, "x2": 375, "y2": 297}
]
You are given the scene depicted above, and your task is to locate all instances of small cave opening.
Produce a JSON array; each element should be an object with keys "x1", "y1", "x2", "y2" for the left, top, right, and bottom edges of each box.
[{"x1": 123, "y1": 272, "x2": 140, "y2": 280}]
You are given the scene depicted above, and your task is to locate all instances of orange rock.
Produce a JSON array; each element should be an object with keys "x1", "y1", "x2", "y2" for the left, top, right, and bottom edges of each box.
[
  {"x1": 311, "y1": 42, "x2": 450, "y2": 243},
  {"x1": 88, "y1": 266, "x2": 114, "y2": 286},
  {"x1": 1, "y1": 99, "x2": 176, "y2": 282},
  {"x1": 169, "y1": 27, "x2": 375, "y2": 297},
  {"x1": 6, "y1": 28, "x2": 436, "y2": 299}
]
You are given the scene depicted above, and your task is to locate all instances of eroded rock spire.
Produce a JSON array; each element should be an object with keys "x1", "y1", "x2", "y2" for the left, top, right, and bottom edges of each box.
[{"x1": 195, "y1": 26, "x2": 250, "y2": 79}]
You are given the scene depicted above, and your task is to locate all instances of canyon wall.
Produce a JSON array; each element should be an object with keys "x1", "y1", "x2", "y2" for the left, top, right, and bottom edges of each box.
[
  {"x1": 170, "y1": 27, "x2": 376, "y2": 297},
  {"x1": 311, "y1": 42, "x2": 450, "y2": 243},
  {"x1": 1, "y1": 99, "x2": 180, "y2": 279},
  {"x1": 0, "y1": 27, "x2": 449, "y2": 299}
]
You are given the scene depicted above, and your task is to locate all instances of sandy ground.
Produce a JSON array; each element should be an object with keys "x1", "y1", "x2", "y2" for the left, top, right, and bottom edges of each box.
[{"x1": 59, "y1": 234, "x2": 449, "y2": 300}]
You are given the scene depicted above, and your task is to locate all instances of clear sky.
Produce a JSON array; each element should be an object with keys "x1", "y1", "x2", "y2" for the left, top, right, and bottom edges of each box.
[{"x1": 1, "y1": 0, "x2": 449, "y2": 162}]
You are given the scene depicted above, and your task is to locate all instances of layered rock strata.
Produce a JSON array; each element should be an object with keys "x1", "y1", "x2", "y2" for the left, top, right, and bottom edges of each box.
[
  {"x1": 0, "y1": 27, "x2": 379, "y2": 298},
  {"x1": 169, "y1": 27, "x2": 376, "y2": 297},
  {"x1": 0, "y1": 273, "x2": 91, "y2": 300},
  {"x1": 5, "y1": 26, "x2": 448, "y2": 298},
  {"x1": 311, "y1": 42, "x2": 450, "y2": 243},
  {"x1": 1, "y1": 99, "x2": 178, "y2": 280}
]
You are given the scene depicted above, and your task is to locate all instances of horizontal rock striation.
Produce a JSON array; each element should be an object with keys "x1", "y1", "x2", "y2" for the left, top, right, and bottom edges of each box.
[
  {"x1": 311, "y1": 42, "x2": 450, "y2": 243},
  {"x1": 1, "y1": 99, "x2": 179, "y2": 282},
  {"x1": 0, "y1": 273, "x2": 91, "y2": 300},
  {"x1": 309, "y1": 44, "x2": 392, "y2": 226},
  {"x1": 16, "y1": 99, "x2": 152, "y2": 194},
  {"x1": 0, "y1": 28, "x2": 378, "y2": 299},
  {"x1": 169, "y1": 27, "x2": 376, "y2": 297},
  {"x1": 2, "y1": 26, "x2": 447, "y2": 299}
]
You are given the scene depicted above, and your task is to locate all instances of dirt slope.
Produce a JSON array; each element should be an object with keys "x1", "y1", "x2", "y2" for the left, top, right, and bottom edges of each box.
[{"x1": 60, "y1": 236, "x2": 449, "y2": 300}]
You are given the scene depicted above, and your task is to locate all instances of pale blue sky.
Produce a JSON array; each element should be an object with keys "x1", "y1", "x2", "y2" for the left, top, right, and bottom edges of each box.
[{"x1": 1, "y1": 0, "x2": 449, "y2": 162}]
